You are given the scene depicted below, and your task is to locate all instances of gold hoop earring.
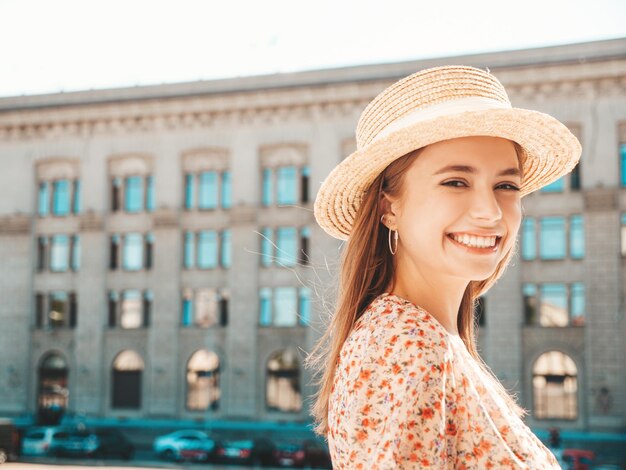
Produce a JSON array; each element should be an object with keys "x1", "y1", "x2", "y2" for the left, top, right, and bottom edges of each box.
[{"x1": 381, "y1": 214, "x2": 398, "y2": 255}]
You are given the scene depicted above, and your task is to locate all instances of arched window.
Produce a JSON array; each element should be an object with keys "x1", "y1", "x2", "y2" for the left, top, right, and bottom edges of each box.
[
  {"x1": 186, "y1": 349, "x2": 220, "y2": 411},
  {"x1": 533, "y1": 351, "x2": 577, "y2": 419},
  {"x1": 111, "y1": 350, "x2": 144, "y2": 409},
  {"x1": 266, "y1": 349, "x2": 301, "y2": 412},
  {"x1": 37, "y1": 353, "x2": 69, "y2": 425}
]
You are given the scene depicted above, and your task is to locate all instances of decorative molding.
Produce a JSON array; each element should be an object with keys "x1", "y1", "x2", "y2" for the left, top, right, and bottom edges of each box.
[
  {"x1": 0, "y1": 214, "x2": 30, "y2": 235},
  {"x1": 80, "y1": 212, "x2": 104, "y2": 231},
  {"x1": 108, "y1": 153, "x2": 153, "y2": 177},
  {"x1": 230, "y1": 206, "x2": 257, "y2": 225},
  {"x1": 153, "y1": 209, "x2": 179, "y2": 228},
  {"x1": 36, "y1": 157, "x2": 80, "y2": 180},
  {"x1": 259, "y1": 143, "x2": 308, "y2": 168},
  {"x1": 181, "y1": 148, "x2": 229, "y2": 172},
  {"x1": 584, "y1": 188, "x2": 618, "y2": 211}
]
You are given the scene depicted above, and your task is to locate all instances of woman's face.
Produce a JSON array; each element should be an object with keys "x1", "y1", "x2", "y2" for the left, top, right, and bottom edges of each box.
[{"x1": 384, "y1": 135, "x2": 522, "y2": 282}]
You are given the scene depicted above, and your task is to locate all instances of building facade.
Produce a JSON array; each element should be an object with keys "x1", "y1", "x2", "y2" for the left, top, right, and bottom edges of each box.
[{"x1": 0, "y1": 38, "x2": 624, "y2": 433}]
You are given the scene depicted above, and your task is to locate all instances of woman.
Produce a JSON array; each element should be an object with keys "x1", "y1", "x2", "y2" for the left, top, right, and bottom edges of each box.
[{"x1": 306, "y1": 65, "x2": 581, "y2": 469}]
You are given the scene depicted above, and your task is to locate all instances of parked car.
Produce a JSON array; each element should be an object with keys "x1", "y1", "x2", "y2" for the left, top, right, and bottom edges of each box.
[
  {"x1": 560, "y1": 448, "x2": 596, "y2": 470},
  {"x1": 273, "y1": 440, "x2": 306, "y2": 467},
  {"x1": 215, "y1": 437, "x2": 276, "y2": 466},
  {"x1": 93, "y1": 428, "x2": 134, "y2": 460},
  {"x1": 21, "y1": 426, "x2": 73, "y2": 456},
  {"x1": 0, "y1": 419, "x2": 19, "y2": 463},
  {"x1": 153, "y1": 430, "x2": 216, "y2": 462},
  {"x1": 49, "y1": 428, "x2": 99, "y2": 458},
  {"x1": 302, "y1": 439, "x2": 333, "y2": 469}
]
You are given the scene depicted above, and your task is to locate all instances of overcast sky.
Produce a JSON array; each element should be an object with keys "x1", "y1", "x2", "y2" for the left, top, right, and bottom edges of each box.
[{"x1": 1, "y1": 0, "x2": 625, "y2": 98}]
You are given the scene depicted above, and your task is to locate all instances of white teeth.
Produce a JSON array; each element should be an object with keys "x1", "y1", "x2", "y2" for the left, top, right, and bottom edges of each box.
[{"x1": 451, "y1": 234, "x2": 497, "y2": 248}]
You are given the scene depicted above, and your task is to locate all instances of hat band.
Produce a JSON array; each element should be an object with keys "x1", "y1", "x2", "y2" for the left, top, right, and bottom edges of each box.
[{"x1": 370, "y1": 96, "x2": 511, "y2": 144}]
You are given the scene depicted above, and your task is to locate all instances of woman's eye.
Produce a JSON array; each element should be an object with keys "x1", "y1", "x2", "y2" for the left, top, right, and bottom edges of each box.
[
  {"x1": 442, "y1": 180, "x2": 467, "y2": 188},
  {"x1": 497, "y1": 183, "x2": 521, "y2": 191}
]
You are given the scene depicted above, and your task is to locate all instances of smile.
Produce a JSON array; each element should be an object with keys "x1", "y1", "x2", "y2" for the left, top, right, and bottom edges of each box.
[{"x1": 446, "y1": 233, "x2": 502, "y2": 251}]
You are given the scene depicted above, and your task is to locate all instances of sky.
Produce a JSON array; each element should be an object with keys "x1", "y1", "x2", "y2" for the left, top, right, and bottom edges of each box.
[{"x1": 0, "y1": 0, "x2": 625, "y2": 98}]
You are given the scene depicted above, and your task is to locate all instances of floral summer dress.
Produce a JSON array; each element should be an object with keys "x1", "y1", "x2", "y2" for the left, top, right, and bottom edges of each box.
[{"x1": 327, "y1": 293, "x2": 561, "y2": 469}]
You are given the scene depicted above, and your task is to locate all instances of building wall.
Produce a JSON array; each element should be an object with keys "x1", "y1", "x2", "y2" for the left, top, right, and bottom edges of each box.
[{"x1": 0, "y1": 38, "x2": 625, "y2": 431}]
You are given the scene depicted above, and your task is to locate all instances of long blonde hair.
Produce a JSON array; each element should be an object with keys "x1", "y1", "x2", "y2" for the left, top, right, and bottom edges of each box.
[{"x1": 305, "y1": 142, "x2": 527, "y2": 437}]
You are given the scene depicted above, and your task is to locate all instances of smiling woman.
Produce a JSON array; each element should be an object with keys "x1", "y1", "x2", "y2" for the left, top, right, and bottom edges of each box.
[{"x1": 306, "y1": 65, "x2": 581, "y2": 469}]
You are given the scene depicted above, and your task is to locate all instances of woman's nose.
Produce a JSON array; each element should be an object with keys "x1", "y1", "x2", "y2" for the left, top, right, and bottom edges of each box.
[{"x1": 468, "y1": 187, "x2": 503, "y2": 223}]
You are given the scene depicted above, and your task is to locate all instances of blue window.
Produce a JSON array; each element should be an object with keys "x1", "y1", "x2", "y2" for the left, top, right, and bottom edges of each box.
[
  {"x1": 182, "y1": 289, "x2": 194, "y2": 326},
  {"x1": 72, "y1": 180, "x2": 81, "y2": 214},
  {"x1": 541, "y1": 177, "x2": 565, "y2": 193},
  {"x1": 221, "y1": 230, "x2": 232, "y2": 268},
  {"x1": 146, "y1": 176, "x2": 155, "y2": 212},
  {"x1": 52, "y1": 180, "x2": 70, "y2": 216},
  {"x1": 261, "y1": 228, "x2": 273, "y2": 266},
  {"x1": 50, "y1": 235, "x2": 69, "y2": 272},
  {"x1": 274, "y1": 287, "x2": 297, "y2": 327},
  {"x1": 569, "y1": 215, "x2": 584, "y2": 259},
  {"x1": 38, "y1": 182, "x2": 49, "y2": 216},
  {"x1": 540, "y1": 284, "x2": 568, "y2": 327},
  {"x1": 276, "y1": 227, "x2": 298, "y2": 266},
  {"x1": 221, "y1": 171, "x2": 232, "y2": 209},
  {"x1": 123, "y1": 233, "x2": 143, "y2": 270},
  {"x1": 277, "y1": 166, "x2": 297, "y2": 205},
  {"x1": 299, "y1": 226, "x2": 310, "y2": 265},
  {"x1": 199, "y1": 171, "x2": 218, "y2": 209},
  {"x1": 571, "y1": 283, "x2": 585, "y2": 326},
  {"x1": 198, "y1": 230, "x2": 218, "y2": 268},
  {"x1": 259, "y1": 288, "x2": 272, "y2": 326},
  {"x1": 620, "y1": 144, "x2": 626, "y2": 186},
  {"x1": 521, "y1": 217, "x2": 536, "y2": 260},
  {"x1": 299, "y1": 287, "x2": 311, "y2": 326},
  {"x1": 262, "y1": 168, "x2": 273, "y2": 206},
  {"x1": 540, "y1": 217, "x2": 566, "y2": 260},
  {"x1": 71, "y1": 235, "x2": 80, "y2": 271},
  {"x1": 523, "y1": 283, "x2": 538, "y2": 325},
  {"x1": 184, "y1": 174, "x2": 195, "y2": 209},
  {"x1": 125, "y1": 176, "x2": 144, "y2": 213},
  {"x1": 183, "y1": 232, "x2": 195, "y2": 268}
]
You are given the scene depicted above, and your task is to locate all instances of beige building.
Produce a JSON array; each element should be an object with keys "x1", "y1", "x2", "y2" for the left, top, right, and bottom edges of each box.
[{"x1": 0, "y1": 38, "x2": 624, "y2": 434}]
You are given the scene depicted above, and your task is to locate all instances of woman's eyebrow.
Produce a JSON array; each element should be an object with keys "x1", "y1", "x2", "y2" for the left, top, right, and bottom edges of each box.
[{"x1": 433, "y1": 165, "x2": 521, "y2": 177}]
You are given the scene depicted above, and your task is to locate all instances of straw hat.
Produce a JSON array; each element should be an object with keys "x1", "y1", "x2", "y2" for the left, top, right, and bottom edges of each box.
[{"x1": 314, "y1": 65, "x2": 582, "y2": 240}]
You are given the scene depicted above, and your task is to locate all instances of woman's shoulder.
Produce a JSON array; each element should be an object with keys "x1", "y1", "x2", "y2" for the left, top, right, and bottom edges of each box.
[{"x1": 352, "y1": 292, "x2": 450, "y2": 351}]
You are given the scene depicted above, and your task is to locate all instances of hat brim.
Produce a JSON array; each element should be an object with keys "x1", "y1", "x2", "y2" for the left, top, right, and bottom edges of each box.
[{"x1": 314, "y1": 107, "x2": 582, "y2": 240}]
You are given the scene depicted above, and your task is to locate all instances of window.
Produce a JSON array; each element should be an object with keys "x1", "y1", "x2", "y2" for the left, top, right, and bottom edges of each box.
[
  {"x1": 44, "y1": 291, "x2": 77, "y2": 329},
  {"x1": 37, "y1": 353, "x2": 69, "y2": 414},
  {"x1": 37, "y1": 236, "x2": 48, "y2": 271},
  {"x1": 260, "y1": 226, "x2": 310, "y2": 267},
  {"x1": 259, "y1": 287, "x2": 310, "y2": 327},
  {"x1": 262, "y1": 165, "x2": 309, "y2": 207},
  {"x1": 110, "y1": 235, "x2": 120, "y2": 270},
  {"x1": 181, "y1": 288, "x2": 229, "y2": 328},
  {"x1": 621, "y1": 143, "x2": 626, "y2": 187},
  {"x1": 523, "y1": 283, "x2": 585, "y2": 327},
  {"x1": 186, "y1": 230, "x2": 230, "y2": 270},
  {"x1": 146, "y1": 176, "x2": 155, "y2": 212},
  {"x1": 539, "y1": 217, "x2": 566, "y2": 260},
  {"x1": 70, "y1": 235, "x2": 80, "y2": 271},
  {"x1": 521, "y1": 217, "x2": 536, "y2": 261},
  {"x1": 124, "y1": 176, "x2": 143, "y2": 213},
  {"x1": 186, "y1": 350, "x2": 220, "y2": 411},
  {"x1": 266, "y1": 349, "x2": 301, "y2": 412},
  {"x1": 122, "y1": 233, "x2": 143, "y2": 271},
  {"x1": 111, "y1": 350, "x2": 144, "y2": 409},
  {"x1": 144, "y1": 233, "x2": 154, "y2": 270},
  {"x1": 184, "y1": 232, "x2": 195, "y2": 268},
  {"x1": 533, "y1": 351, "x2": 577, "y2": 419},
  {"x1": 52, "y1": 180, "x2": 71, "y2": 216},
  {"x1": 108, "y1": 289, "x2": 151, "y2": 329},
  {"x1": 38, "y1": 182, "x2": 49, "y2": 217},
  {"x1": 50, "y1": 235, "x2": 70, "y2": 272},
  {"x1": 540, "y1": 177, "x2": 564, "y2": 193},
  {"x1": 185, "y1": 171, "x2": 231, "y2": 210},
  {"x1": 111, "y1": 177, "x2": 121, "y2": 212},
  {"x1": 276, "y1": 227, "x2": 298, "y2": 266},
  {"x1": 72, "y1": 180, "x2": 81, "y2": 214},
  {"x1": 570, "y1": 163, "x2": 581, "y2": 191},
  {"x1": 569, "y1": 215, "x2": 584, "y2": 259}
]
